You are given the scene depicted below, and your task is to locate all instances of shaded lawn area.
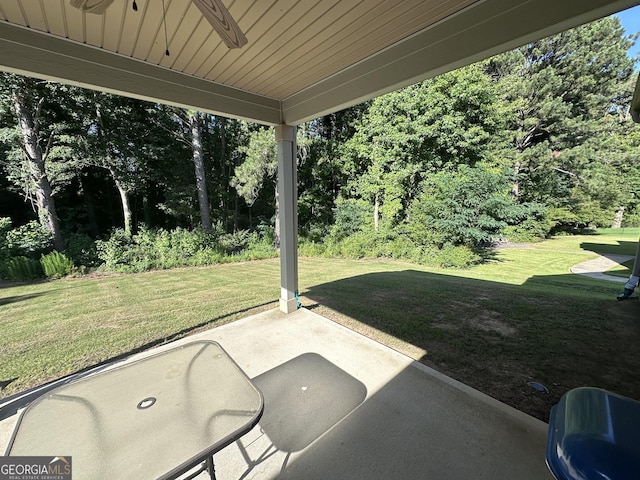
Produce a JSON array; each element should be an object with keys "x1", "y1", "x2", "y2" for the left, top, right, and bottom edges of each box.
[
  {"x1": 303, "y1": 257, "x2": 640, "y2": 421},
  {"x1": 606, "y1": 258, "x2": 636, "y2": 278},
  {"x1": 2, "y1": 232, "x2": 640, "y2": 423}
]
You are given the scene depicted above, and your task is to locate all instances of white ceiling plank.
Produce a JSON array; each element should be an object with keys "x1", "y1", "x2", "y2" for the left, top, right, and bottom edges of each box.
[
  {"x1": 246, "y1": 0, "x2": 402, "y2": 96},
  {"x1": 101, "y1": 3, "x2": 126, "y2": 51},
  {"x1": 213, "y1": 0, "x2": 326, "y2": 86},
  {"x1": 1, "y1": 0, "x2": 638, "y2": 126},
  {"x1": 187, "y1": 0, "x2": 261, "y2": 78},
  {"x1": 148, "y1": 0, "x2": 195, "y2": 65},
  {"x1": 2, "y1": 0, "x2": 28, "y2": 25},
  {"x1": 267, "y1": 0, "x2": 476, "y2": 98},
  {"x1": 194, "y1": 0, "x2": 290, "y2": 80},
  {"x1": 84, "y1": 7, "x2": 106, "y2": 47},
  {"x1": 21, "y1": 0, "x2": 47, "y2": 30},
  {"x1": 0, "y1": 21, "x2": 282, "y2": 124},
  {"x1": 282, "y1": 0, "x2": 640, "y2": 124},
  {"x1": 41, "y1": 0, "x2": 67, "y2": 37},
  {"x1": 226, "y1": 0, "x2": 340, "y2": 89},
  {"x1": 64, "y1": 2, "x2": 86, "y2": 43},
  {"x1": 117, "y1": 0, "x2": 146, "y2": 56},
  {"x1": 132, "y1": 0, "x2": 168, "y2": 61}
]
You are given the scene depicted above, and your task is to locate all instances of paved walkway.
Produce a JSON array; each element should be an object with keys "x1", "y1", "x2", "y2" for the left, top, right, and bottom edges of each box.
[{"x1": 570, "y1": 253, "x2": 634, "y2": 283}]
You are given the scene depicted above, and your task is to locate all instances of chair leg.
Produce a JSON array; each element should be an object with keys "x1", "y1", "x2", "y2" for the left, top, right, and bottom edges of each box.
[{"x1": 206, "y1": 456, "x2": 216, "y2": 480}]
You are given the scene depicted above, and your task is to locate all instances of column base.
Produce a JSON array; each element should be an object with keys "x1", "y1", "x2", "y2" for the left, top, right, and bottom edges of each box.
[{"x1": 279, "y1": 297, "x2": 298, "y2": 314}]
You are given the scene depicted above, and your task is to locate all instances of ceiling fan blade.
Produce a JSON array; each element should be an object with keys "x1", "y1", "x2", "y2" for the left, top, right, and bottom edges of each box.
[
  {"x1": 69, "y1": 0, "x2": 116, "y2": 14},
  {"x1": 191, "y1": 0, "x2": 248, "y2": 49}
]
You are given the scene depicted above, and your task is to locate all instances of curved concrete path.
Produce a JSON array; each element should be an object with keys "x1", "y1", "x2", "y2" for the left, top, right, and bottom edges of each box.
[{"x1": 570, "y1": 253, "x2": 634, "y2": 283}]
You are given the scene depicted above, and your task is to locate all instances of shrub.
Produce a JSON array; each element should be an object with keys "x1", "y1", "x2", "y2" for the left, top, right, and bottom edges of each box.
[
  {"x1": 64, "y1": 233, "x2": 99, "y2": 267},
  {"x1": 5, "y1": 256, "x2": 43, "y2": 281},
  {"x1": 219, "y1": 229, "x2": 251, "y2": 254},
  {"x1": 5, "y1": 221, "x2": 53, "y2": 257},
  {"x1": 97, "y1": 226, "x2": 231, "y2": 272},
  {"x1": 0, "y1": 217, "x2": 12, "y2": 261},
  {"x1": 40, "y1": 251, "x2": 74, "y2": 278},
  {"x1": 623, "y1": 211, "x2": 640, "y2": 228},
  {"x1": 433, "y1": 244, "x2": 481, "y2": 268},
  {"x1": 298, "y1": 240, "x2": 327, "y2": 257},
  {"x1": 407, "y1": 166, "x2": 534, "y2": 247},
  {"x1": 255, "y1": 222, "x2": 276, "y2": 246},
  {"x1": 96, "y1": 228, "x2": 137, "y2": 272},
  {"x1": 329, "y1": 198, "x2": 371, "y2": 241},
  {"x1": 320, "y1": 229, "x2": 481, "y2": 268}
]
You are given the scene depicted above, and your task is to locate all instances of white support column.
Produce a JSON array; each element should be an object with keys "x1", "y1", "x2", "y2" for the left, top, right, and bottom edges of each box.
[{"x1": 275, "y1": 124, "x2": 299, "y2": 313}]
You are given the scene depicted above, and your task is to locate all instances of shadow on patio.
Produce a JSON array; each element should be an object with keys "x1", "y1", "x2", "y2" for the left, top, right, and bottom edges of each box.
[
  {"x1": 0, "y1": 307, "x2": 553, "y2": 479},
  {"x1": 178, "y1": 308, "x2": 553, "y2": 479},
  {"x1": 3, "y1": 264, "x2": 639, "y2": 478},
  {"x1": 302, "y1": 268, "x2": 640, "y2": 422}
]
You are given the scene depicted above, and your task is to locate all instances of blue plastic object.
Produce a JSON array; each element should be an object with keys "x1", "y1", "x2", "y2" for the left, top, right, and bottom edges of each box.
[{"x1": 546, "y1": 387, "x2": 640, "y2": 480}]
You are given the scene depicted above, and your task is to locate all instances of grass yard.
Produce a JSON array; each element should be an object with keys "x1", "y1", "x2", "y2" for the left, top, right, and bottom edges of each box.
[{"x1": 2, "y1": 229, "x2": 640, "y2": 422}]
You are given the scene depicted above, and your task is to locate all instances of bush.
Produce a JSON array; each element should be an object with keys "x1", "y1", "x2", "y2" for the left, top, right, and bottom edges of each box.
[
  {"x1": 5, "y1": 221, "x2": 53, "y2": 257},
  {"x1": 40, "y1": 251, "x2": 74, "y2": 278},
  {"x1": 407, "y1": 166, "x2": 538, "y2": 248},
  {"x1": 219, "y1": 229, "x2": 251, "y2": 254},
  {"x1": 97, "y1": 226, "x2": 263, "y2": 272},
  {"x1": 64, "y1": 233, "x2": 99, "y2": 267},
  {"x1": 298, "y1": 240, "x2": 327, "y2": 257},
  {"x1": 0, "y1": 217, "x2": 12, "y2": 262},
  {"x1": 330, "y1": 198, "x2": 371, "y2": 241},
  {"x1": 319, "y1": 229, "x2": 480, "y2": 268},
  {"x1": 96, "y1": 228, "x2": 137, "y2": 272},
  {"x1": 243, "y1": 233, "x2": 277, "y2": 260},
  {"x1": 4, "y1": 256, "x2": 43, "y2": 281},
  {"x1": 432, "y1": 244, "x2": 481, "y2": 268}
]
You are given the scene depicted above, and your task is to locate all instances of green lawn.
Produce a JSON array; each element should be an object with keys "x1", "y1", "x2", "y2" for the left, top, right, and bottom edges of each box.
[{"x1": 2, "y1": 231, "x2": 640, "y2": 422}]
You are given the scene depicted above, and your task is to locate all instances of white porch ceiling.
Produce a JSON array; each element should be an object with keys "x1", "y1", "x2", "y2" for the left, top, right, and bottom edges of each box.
[{"x1": 0, "y1": 0, "x2": 638, "y2": 125}]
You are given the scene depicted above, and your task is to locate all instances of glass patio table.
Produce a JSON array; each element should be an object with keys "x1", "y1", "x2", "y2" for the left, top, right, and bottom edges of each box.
[{"x1": 4, "y1": 340, "x2": 264, "y2": 480}]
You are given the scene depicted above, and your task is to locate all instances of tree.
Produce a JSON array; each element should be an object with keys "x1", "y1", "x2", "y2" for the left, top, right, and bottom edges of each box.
[
  {"x1": 487, "y1": 16, "x2": 636, "y2": 227},
  {"x1": 406, "y1": 164, "x2": 541, "y2": 247},
  {"x1": 0, "y1": 74, "x2": 70, "y2": 251},
  {"x1": 231, "y1": 126, "x2": 278, "y2": 243},
  {"x1": 81, "y1": 92, "x2": 155, "y2": 234},
  {"x1": 569, "y1": 77, "x2": 640, "y2": 228},
  {"x1": 296, "y1": 106, "x2": 368, "y2": 238},
  {"x1": 200, "y1": 115, "x2": 248, "y2": 232},
  {"x1": 344, "y1": 63, "x2": 503, "y2": 231},
  {"x1": 188, "y1": 110, "x2": 212, "y2": 231}
]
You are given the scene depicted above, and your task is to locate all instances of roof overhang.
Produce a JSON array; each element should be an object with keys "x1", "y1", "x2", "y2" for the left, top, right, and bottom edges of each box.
[{"x1": 0, "y1": 0, "x2": 638, "y2": 125}]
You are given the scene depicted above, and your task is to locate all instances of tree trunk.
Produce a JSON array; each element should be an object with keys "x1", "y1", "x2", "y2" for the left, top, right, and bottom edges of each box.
[
  {"x1": 11, "y1": 84, "x2": 64, "y2": 252},
  {"x1": 190, "y1": 111, "x2": 212, "y2": 232},
  {"x1": 79, "y1": 174, "x2": 99, "y2": 237},
  {"x1": 143, "y1": 193, "x2": 152, "y2": 227},
  {"x1": 511, "y1": 160, "x2": 521, "y2": 200},
  {"x1": 233, "y1": 192, "x2": 239, "y2": 232},
  {"x1": 274, "y1": 179, "x2": 281, "y2": 249},
  {"x1": 109, "y1": 167, "x2": 133, "y2": 235},
  {"x1": 374, "y1": 192, "x2": 380, "y2": 232},
  {"x1": 218, "y1": 117, "x2": 229, "y2": 230},
  {"x1": 612, "y1": 206, "x2": 625, "y2": 229}
]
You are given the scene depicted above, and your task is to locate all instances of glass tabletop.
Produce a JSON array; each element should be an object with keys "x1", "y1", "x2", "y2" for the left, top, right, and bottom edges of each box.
[{"x1": 6, "y1": 341, "x2": 263, "y2": 480}]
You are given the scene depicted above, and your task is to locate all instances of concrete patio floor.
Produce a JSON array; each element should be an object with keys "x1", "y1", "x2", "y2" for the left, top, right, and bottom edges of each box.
[{"x1": 0, "y1": 307, "x2": 553, "y2": 479}]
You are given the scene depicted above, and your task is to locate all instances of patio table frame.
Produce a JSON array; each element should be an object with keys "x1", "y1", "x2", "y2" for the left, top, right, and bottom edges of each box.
[{"x1": 4, "y1": 340, "x2": 264, "y2": 480}]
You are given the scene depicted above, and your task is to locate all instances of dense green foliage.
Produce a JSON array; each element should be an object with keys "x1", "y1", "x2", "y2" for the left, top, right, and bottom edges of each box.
[
  {"x1": 96, "y1": 226, "x2": 276, "y2": 273},
  {"x1": 0, "y1": 15, "x2": 638, "y2": 276},
  {"x1": 5, "y1": 256, "x2": 42, "y2": 281},
  {"x1": 40, "y1": 251, "x2": 74, "y2": 278}
]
